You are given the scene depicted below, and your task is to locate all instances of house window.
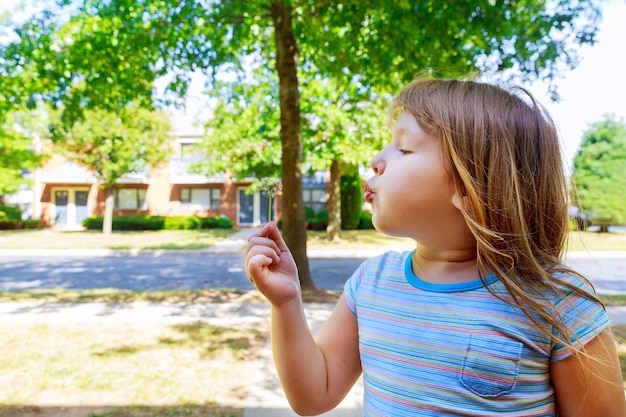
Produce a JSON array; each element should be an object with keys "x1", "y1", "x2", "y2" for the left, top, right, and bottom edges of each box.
[
  {"x1": 115, "y1": 188, "x2": 146, "y2": 210},
  {"x1": 180, "y1": 188, "x2": 221, "y2": 210},
  {"x1": 180, "y1": 142, "x2": 204, "y2": 159},
  {"x1": 303, "y1": 189, "x2": 326, "y2": 214}
]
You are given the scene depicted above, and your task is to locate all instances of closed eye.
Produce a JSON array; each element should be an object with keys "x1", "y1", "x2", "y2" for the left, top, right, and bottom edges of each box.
[{"x1": 398, "y1": 148, "x2": 411, "y2": 155}]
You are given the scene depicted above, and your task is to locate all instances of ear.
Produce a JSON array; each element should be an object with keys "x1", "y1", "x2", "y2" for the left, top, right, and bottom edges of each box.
[{"x1": 452, "y1": 193, "x2": 470, "y2": 211}]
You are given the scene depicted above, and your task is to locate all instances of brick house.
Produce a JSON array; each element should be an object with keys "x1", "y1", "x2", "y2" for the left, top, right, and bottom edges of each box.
[{"x1": 28, "y1": 111, "x2": 327, "y2": 229}]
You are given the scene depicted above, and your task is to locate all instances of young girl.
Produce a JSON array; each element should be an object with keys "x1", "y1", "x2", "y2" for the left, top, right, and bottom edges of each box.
[{"x1": 245, "y1": 78, "x2": 625, "y2": 416}]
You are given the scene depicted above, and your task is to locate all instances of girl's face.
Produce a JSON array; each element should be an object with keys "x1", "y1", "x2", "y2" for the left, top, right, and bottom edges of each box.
[{"x1": 365, "y1": 111, "x2": 460, "y2": 241}]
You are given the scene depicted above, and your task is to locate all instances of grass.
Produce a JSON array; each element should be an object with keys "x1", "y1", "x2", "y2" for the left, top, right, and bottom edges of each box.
[
  {"x1": 308, "y1": 229, "x2": 626, "y2": 251},
  {"x1": 0, "y1": 288, "x2": 248, "y2": 304},
  {"x1": 567, "y1": 230, "x2": 626, "y2": 251},
  {"x1": 87, "y1": 408, "x2": 240, "y2": 417},
  {"x1": 0, "y1": 321, "x2": 267, "y2": 417},
  {"x1": 600, "y1": 295, "x2": 626, "y2": 307},
  {"x1": 0, "y1": 229, "x2": 237, "y2": 250}
]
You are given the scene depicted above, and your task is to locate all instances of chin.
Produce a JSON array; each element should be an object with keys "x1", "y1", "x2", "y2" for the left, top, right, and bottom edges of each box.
[{"x1": 372, "y1": 218, "x2": 405, "y2": 238}]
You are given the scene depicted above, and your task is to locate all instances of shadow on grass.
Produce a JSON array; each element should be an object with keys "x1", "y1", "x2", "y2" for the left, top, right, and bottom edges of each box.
[
  {"x1": 0, "y1": 405, "x2": 241, "y2": 417},
  {"x1": 89, "y1": 322, "x2": 267, "y2": 360}
]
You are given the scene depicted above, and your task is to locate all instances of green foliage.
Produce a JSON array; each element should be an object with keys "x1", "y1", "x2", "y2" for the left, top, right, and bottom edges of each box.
[
  {"x1": 572, "y1": 115, "x2": 626, "y2": 228},
  {"x1": 6, "y1": 0, "x2": 601, "y2": 107},
  {"x1": 309, "y1": 210, "x2": 329, "y2": 231},
  {"x1": 49, "y1": 105, "x2": 171, "y2": 188},
  {"x1": 83, "y1": 215, "x2": 233, "y2": 231},
  {"x1": 83, "y1": 215, "x2": 165, "y2": 231},
  {"x1": 0, "y1": 206, "x2": 28, "y2": 230},
  {"x1": 164, "y1": 216, "x2": 202, "y2": 230},
  {"x1": 340, "y1": 169, "x2": 363, "y2": 231},
  {"x1": 358, "y1": 211, "x2": 375, "y2": 230},
  {"x1": 23, "y1": 219, "x2": 42, "y2": 229},
  {"x1": 199, "y1": 216, "x2": 234, "y2": 229},
  {"x1": 304, "y1": 206, "x2": 316, "y2": 221},
  {"x1": 194, "y1": 68, "x2": 282, "y2": 179},
  {"x1": 0, "y1": 205, "x2": 22, "y2": 221},
  {"x1": 301, "y1": 77, "x2": 388, "y2": 172},
  {"x1": 0, "y1": 108, "x2": 46, "y2": 194}
]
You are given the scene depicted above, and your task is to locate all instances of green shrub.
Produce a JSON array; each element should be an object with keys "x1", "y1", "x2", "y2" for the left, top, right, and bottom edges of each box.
[
  {"x1": 358, "y1": 211, "x2": 374, "y2": 229},
  {"x1": 82, "y1": 215, "x2": 165, "y2": 231},
  {"x1": 82, "y1": 216, "x2": 103, "y2": 230},
  {"x1": 340, "y1": 171, "x2": 363, "y2": 230},
  {"x1": 304, "y1": 206, "x2": 316, "y2": 221},
  {"x1": 0, "y1": 206, "x2": 22, "y2": 222},
  {"x1": 24, "y1": 220, "x2": 42, "y2": 230},
  {"x1": 113, "y1": 215, "x2": 165, "y2": 231},
  {"x1": 83, "y1": 215, "x2": 233, "y2": 231},
  {"x1": 308, "y1": 209, "x2": 329, "y2": 231},
  {"x1": 164, "y1": 216, "x2": 201, "y2": 230},
  {"x1": 200, "y1": 215, "x2": 234, "y2": 229}
]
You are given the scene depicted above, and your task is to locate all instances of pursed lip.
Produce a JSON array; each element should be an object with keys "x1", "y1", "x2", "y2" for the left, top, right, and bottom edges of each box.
[{"x1": 364, "y1": 182, "x2": 375, "y2": 203}]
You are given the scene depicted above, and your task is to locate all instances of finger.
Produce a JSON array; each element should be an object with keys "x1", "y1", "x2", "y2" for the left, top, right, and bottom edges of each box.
[
  {"x1": 247, "y1": 235, "x2": 281, "y2": 252},
  {"x1": 245, "y1": 224, "x2": 275, "y2": 257},
  {"x1": 265, "y1": 222, "x2": 291, "y2": 253},
  {"x1": 247, "y1": 253, "x2": 275, "y2": 284},
  {"x1": 246, "y1": 244, "x2": 281, "y2": 266}
]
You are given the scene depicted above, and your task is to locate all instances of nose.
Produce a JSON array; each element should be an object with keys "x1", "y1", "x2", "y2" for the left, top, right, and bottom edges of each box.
[{"x1": 370, "y1": 150, "x2": 385, "y2": 175}]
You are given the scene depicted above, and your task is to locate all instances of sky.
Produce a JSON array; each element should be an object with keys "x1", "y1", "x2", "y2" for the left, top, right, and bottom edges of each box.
[
  {"x1": 2, "y1": 0, "x2": 625, "y2": 172},
  {"x1": 524, "y1": 0, "x2": 626, "y2": 173}
]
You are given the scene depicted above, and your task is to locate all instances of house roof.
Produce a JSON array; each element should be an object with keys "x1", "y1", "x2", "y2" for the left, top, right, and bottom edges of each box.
[
  {"x1": 39, "y1": 161, "x2": 151, "y2": 184},
  {"x1": 39, "y1": 162, "x2": 97, "y2": 184}
]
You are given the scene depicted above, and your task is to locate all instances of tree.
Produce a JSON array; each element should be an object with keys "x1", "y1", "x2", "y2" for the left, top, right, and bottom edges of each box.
[
  {"x1": 0, "y1": 11, "x2": 43, "y2": 196},
  {"x1": 197, "y1": 71, "x2": 387, "y2": 240},
  {"x1": 6, "y1": 0, "x2": 602, "y2": 291},
  {"x1": 49, "y1": 105, "x2": 171, "y2": 234},
  {"x1": 0, "y1": 109, "x2": 43, "y2": 195},
  {"x1": 301, "y1": 77, "x2": 388, "y2": 240},
  {"x1": 195, "y1": 67, "x2": 283, "y2": 180},
  {"x1": 571, "y1": 115, "x2": 626, "y2": 232}
]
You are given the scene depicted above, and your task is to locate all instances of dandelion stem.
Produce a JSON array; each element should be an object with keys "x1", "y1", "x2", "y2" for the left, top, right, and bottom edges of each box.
[{"x1": 268, "y1": 193, "x2": 273, "y2": 223}]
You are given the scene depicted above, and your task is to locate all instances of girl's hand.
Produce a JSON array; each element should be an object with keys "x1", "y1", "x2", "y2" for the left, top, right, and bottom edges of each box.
[{"x1": 245, "y1": 222, "x2": 300, "y2": 306}]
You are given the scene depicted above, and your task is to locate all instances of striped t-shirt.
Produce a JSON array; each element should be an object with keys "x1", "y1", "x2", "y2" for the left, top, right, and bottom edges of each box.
[{"x1": 344, "y1": 250, "x2": 609, "y2": 416}]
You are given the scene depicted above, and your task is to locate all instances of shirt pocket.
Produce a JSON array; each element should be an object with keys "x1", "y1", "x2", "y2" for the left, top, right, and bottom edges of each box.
[{"x1": 460, "y1": 333, "x2": 522, "y2": 397}]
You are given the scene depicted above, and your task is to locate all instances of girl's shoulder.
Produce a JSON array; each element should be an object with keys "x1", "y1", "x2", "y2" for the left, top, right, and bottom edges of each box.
[
  {"x1": 550, "y1": 269, "x2": 599, "y2": 302},
  {"x1": 360, "y1": 250, "x2": 412, "y2": 275}
]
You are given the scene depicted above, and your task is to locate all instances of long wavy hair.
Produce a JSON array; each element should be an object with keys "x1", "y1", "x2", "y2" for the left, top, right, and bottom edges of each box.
[{"x1": 389, "y1": 77, "x2": 603, "y2": 354}]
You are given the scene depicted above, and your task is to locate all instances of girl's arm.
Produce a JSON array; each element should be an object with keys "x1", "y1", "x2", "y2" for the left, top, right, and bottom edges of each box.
[
  {"x1": 245, "y1": 223, "x2": 362, "y2": 415},
  {"x1": 550, "y1": 328, "x2": 626, "y2": 416}
]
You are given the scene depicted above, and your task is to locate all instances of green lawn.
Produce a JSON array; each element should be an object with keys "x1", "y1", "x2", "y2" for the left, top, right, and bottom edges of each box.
[
  {"x1": 0, "y1": 228, "x2": 624, "y2": 251},
  {"x1": 0, "y1": 228, "x2": 236, "y2": 250},
  {"x1": 0, "y1": 321, "x2": 265, "y2": 417}
]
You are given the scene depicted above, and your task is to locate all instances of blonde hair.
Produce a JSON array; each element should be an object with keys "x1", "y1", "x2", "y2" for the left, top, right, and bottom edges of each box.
[{"x1": 389, "y1": 78, "x2": 603, "y2": 355}]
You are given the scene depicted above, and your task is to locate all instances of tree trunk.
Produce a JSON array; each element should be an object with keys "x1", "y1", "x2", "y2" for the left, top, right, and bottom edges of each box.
[
  {"x1": 271, "y1": 1, "x2": 314, "y2": 291},
  {"x1": 103, "y1": 186, "x2": 114, "y2": 235},
  {"x1": 326, "y1": 159, "x2": 341, "y2": 241}
]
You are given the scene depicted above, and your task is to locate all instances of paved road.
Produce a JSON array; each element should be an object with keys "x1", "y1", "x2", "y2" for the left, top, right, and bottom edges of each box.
[
  {"x1": 0, "y1": 252, "x2": 368, "y2": 293},
  {"x1": 0, "y1": 250, "x2": 623, "y2": 294}
]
